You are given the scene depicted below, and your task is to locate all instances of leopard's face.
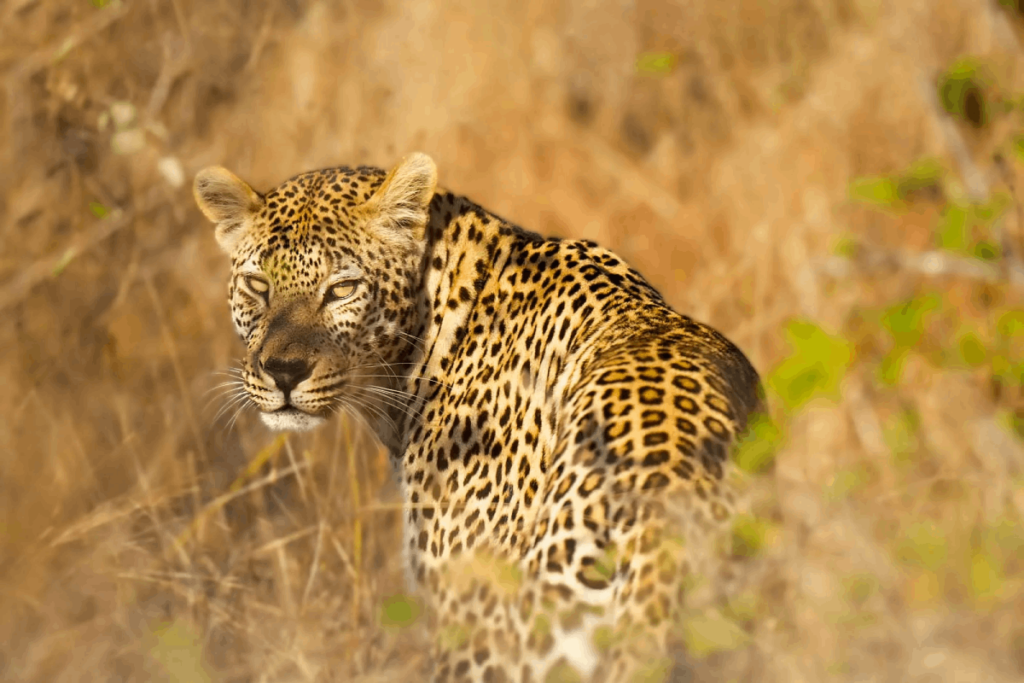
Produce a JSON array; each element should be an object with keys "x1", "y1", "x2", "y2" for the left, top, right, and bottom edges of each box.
[
  {"x1": 227, "y1": 229, "x2": 413, "y2": 432},
  {"x1": 195, "y1": 154, "x2": 438, "y2": 432}
]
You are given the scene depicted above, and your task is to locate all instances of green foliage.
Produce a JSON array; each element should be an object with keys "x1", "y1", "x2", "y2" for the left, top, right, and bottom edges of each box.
[
  {"x1": 591, "y1": 624, "x2": 617, "y2": 652},
  {"x1": 883, "y1": 408, "x2": 920, "y2": 464},
  {"x1": 847, "y1": 152, "x2": 1008, "y2": 260},
  {"x1": 985, "y1": 516, "x2": 1024, "y2": 557},
  {"x1": 936, "y1": 195, "x2": 1009, "y2": 260},
  {"x1": 635, "y1": 52, "x2": 675, "y2": 75},
  {"x1": 967, "y1": 519, "x2": 1024, "y2": 609},
  {"x1": 679, "y1": 612, "x2": 750, "y2": 656},
  {"x1": 825, "y1": 466, "x2": 872, "y2": 501},
  {"x1": 881, "y1": 294, "x2": 940, "y2": 349},
  {"x1": 991, "y1": 310, "x2": 1024, "y2": 388},
  {"x1": 996, "y1": 310, "x2": 1024, "y2": 338},
  {"x1": 859, "y1": 285, "x2": 1022, "y2": 391},
  {"x1": 896, "y1": 521, "x2": 947, "y2": 571},
  {"x1": 876, "y1": 294, "x2": 941, "y2": 384},
  {"x1": 724, "y1": 591, "x2": 762, "y2": 623},
  {"x1": 937, "y1": 57, "x2": 990, "y2": 126},
  {"x1": 545, "y1": 661, "x2": 584, "y2": 683},
  {"x1": 532, "y1": 612, "x2": 552, "y2": 641},
  {"x1": 897, "y1": 158, "x2": 944, "y2": 199},
  {"x1": 734, "y1": 412, "x2": 782, "y2": 473},
  {"x1": 998, "y1": 409, "x2": 1024, "y2": 441},
  {"x1": 438, "y1": 622, "x2": 470, "y2": 651},
  {"x1": 768, "y1": 320, "x2": 852, "y2": 410},
  {"x1": 990, "y1": 354, "x2": 1024, "y2": 388},
  {"x1": 877, "y1": 349, "x2": 907, "y2": 386},
  {"x1": 591, "y1": 545, "x2": 617, "y2": 580},
  {"x1": 731, "y1": 513, "x2": 778, "y2": 557},
  {"x1": 842, "y1": 574, "x2": 879, "y2": 606},
  {"x1": 147, "y1": 620, "x2": 211, "y2": 683},
  {"x1": 632, "y1": 658, "x2": 675, "y2": 683},
  {"x1": 848, "y1": 176, "x2": 899, "y2": 209},
  {"x1": 88, "y1": 201, "x2": 110, "y2": 218},
  {"x1": 380, "y1": 595, "x2": 421, "y2": 627},
  {"x1": 956, "y1": 330, "x2": 987, "y2": 368},
  {"x1": 969, "y1": 551, "x2": 1004, "y2": 606},
  {"x1": 831, "y1": 234, "x2": 859, "y2": 258},
  {"x1": 1012, "y1": 134, "x2": 1024, "y2": 164},
  {"x1": 848, "y1": 158, "x2": 944, "y2": 211},
  {"x1": 936, "y1": 204, "x2": 970, "y2": 253}
]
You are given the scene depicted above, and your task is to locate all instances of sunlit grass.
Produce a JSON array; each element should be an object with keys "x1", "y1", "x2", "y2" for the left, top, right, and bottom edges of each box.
[{"x1": 1, "y1": 1, "x2": 1022, "y2": 682}]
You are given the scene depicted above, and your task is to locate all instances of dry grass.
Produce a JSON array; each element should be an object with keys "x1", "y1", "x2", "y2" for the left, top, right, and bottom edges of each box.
[{"x1": 1, "y1": 0, "x2": 1024, "y2": 681}]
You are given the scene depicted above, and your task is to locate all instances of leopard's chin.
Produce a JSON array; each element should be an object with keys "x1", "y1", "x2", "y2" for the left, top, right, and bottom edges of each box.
[{"x1": 260, "y1": 407, "x2": 327, "y2": 433}]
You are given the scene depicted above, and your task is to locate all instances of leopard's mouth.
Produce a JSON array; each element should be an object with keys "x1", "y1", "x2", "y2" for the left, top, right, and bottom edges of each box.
[{"x1": 260, "y1": 405, "x2": 327, "y2": 433}]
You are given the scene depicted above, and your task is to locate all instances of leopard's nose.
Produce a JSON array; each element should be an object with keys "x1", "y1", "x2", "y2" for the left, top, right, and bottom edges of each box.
[{"x1": 262, "y1": 357, "x2": 314, "y2": 396}]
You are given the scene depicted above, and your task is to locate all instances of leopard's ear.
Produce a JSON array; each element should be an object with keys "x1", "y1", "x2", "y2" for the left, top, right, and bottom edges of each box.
[
  {"x1": 367, "y1": 152, "x2": 437, "y2": 242},
  {"x1": 194, "y1": 166, "x2": 264, "y2": 253}
]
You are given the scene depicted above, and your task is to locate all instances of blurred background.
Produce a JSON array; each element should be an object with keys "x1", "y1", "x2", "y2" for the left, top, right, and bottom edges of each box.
[{"x1": 1, "y1": 0, "x2": 1023, "y2": 681}]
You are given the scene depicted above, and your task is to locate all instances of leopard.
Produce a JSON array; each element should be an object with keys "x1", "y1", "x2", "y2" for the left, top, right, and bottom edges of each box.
[{"x1": 194, "y1": 152, "x2": 765, "y2": 683}]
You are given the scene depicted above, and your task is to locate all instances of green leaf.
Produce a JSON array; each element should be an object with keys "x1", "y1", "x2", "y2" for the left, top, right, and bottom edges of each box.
[
  {"x1": 881, "y1": 294, "x2": 941, "y2": 350},
  {"x1": 991, "y1": 354, "x2": 1024, "y2": 388},
  {"x1": 731, "y1": 514, "x2": 778, "y2": 557},
  {"x1": 877, "y1": 348, "x2": 908, "y2": 386},
  {"x1": 996, "y1": 310, "x2": 1024, "y2": 338},
  {"x1": 635, "y1": 52, "x2": 676, "y2": 75},
  {"x1": 380, "y1": 595, "x2": 421, "y2": 627},
  {"x1": 997, "y1": 409, "x2": 1024, "y2": 441},
  {"x1": 986, "y1": 516, "x2": 1024, "y2": 556},
  {"x1": 896, "y1": 158, "x2": 944, "y2": 200},
  {"x1": 884, "y1": 408, "x2": 919, "y2": 463},
  {"x1": 969, "y1": 551, "x2": 1004, "y2": 604},
  {"x1": 831, "y1": 235, "x2": 859, "y2": 258},
  {"x1": 680, "y1": 612, "x2": 750, "y2": 656},
  {"x1": 957, "y1": 332, "x2": 987, "y2": 367},
  {"x1": 848, "y1": 159, "x2": 946, "y2": 212},
  {"x1": 938, "y1": 196, "x2": 1010, "y2": 257},
  {"x1": 734, "y1": 412, "x2": 783, "y2": 474},
  {"x1": 1011, "y1": 134, "x2": 1024, "y2": 164},
  {"x1": 974, "y1": 240, "x2": 1000, "y2": 261},
  {"x1": 148, "y1": 620, "x2": 211, "y2": 683},
  {"x1": 768, "y1": 320, "x2": 852, "y2": 411},
  {"x1": 937, "y1": 57, "x2": 989, "y2": 126},
  {"x1": 725, "y1": 591, "x2": 763, "y2": 623},
  {"x1": 896, "y1": 522, "x2": 947, "y2": 571},
  {"x1": 544, "y1": 661, "x2": 584, "y2": 683},
  {"x1": 849, "y1": 176, "x2": 900, "y2": 209},
  {"x1": 842, "y1": 574, "x2": 879, "y2": 605},
  {"x1": 591, "y1": 624, "x2": 617, "y2": 652},
  {"x1": 88, "y1": 201, "x2": 109, "y2": 218},
  {"x1": 937, "y1": 204, "x2": 969, "y2": 252},
  {"x1": 825, "y1": 467, "x2": 871, "y2": 501}
]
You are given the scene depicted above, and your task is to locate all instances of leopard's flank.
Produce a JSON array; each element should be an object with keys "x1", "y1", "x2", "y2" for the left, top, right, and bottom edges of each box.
[{"x1": 195, "y1": 153, "x2": 764, "y2": 682}]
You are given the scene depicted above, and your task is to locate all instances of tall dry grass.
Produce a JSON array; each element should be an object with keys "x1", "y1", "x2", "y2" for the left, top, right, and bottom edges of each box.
[{"x1": 1, "y1": 0, "x2": 1023, "y2": 681}]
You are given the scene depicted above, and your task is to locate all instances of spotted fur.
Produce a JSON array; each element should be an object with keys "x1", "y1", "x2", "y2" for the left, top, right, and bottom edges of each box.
[{"x1": 195, "y1": 153, "x2": 764, "y2": 682}]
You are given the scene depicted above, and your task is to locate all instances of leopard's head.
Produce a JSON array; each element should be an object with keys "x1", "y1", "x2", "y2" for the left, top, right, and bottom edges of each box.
[{"x1": 194, "y1": 153, "x2": 437, "y2": 432}]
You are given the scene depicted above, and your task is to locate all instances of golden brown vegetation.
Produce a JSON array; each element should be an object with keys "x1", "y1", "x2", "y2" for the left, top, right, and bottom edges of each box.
[{"x1": 2, "y1": 0, "x2": 1024, "y2": 680}]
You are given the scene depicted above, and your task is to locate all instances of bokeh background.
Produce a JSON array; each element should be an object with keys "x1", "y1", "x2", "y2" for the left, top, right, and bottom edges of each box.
[{"x1": 2, "y1": 0, "x2": 1024, "y2": 681}]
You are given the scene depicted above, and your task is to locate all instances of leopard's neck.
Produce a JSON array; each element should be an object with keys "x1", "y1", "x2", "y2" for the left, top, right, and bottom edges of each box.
[{"x1": 371, "y1": 191, "x2": 520, "y2": 455}]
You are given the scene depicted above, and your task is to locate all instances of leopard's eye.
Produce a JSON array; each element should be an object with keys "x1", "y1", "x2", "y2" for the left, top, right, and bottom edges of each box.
[
  {"x1": 243, "y1": 275, "x2": 270, "y2": 302},
  {"x1": 326, "y1": 280, "x2": 358, "y2": 303}
]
